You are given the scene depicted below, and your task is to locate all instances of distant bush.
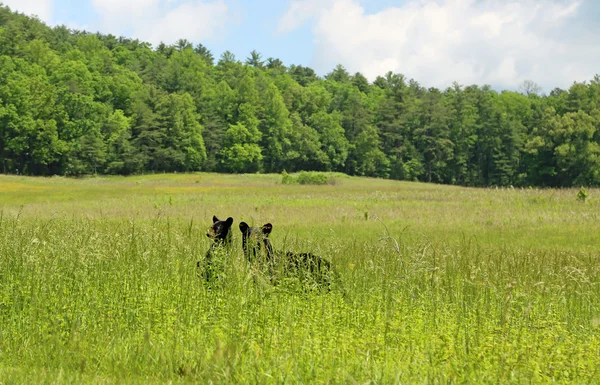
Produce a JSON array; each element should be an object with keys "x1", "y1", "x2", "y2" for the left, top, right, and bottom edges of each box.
[
  {"x1": 281, "y1": 171, "x2": 334, "y2": 185},
  {"x1": 297, "y1": 171, "x2": 328, "y2": 185},
  {"x1": 281, "y1": 170, "x2": 296, "y2": 184},
  {"x1": 577, "y1": 186, "x2": 589, "y2": 202}
]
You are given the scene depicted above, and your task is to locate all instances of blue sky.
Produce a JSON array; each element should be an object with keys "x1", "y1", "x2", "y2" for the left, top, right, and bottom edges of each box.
[
  {"x1": 48, "y1": 0, "x2": 309, "y2": 62},
  {"x1": 3, "y1": 0, "x2": 599, "y2": 92}
]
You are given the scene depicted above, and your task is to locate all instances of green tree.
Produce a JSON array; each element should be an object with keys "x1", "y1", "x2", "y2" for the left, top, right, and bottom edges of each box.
[
  {"x1": 326, "y1": 64, "x2": 350, "y2": 83},
  {"x1": 67, "y1": 128, "x2": 106, "y2": 175},
  {"x1": 375, "y1": 72, "x2": 421, "y2": 180},
  {"x1": 350, "y1": 125, "x2": 390, "y2": 178},
  {"x1": 308, "y1": 111, "x2": 349, "y2": 171},
  {"x1": 287, "y1": 112, "x2": 328, "y2": 171},
  {"x1": 155, "y1": 92, "x2": 207, "y2": 171},
  {"x1": 414, "y1": 88, "x2": 454, "y2": 183},
  {"x1": 266, "y1": 57, "x2": 286, "y2": 75},
  {"x1": 445, "y1": 82, "x2": 478, "y2": 185},
  {"x1": 352, "y1": 72, "x2": 370, "y2": 94},
  {"x1": 219, "y1": 124, "x2": 263, "y2": 173},
  {"x1": 103, "y1": 110, "x2": 138, "y2": 174},
  {"x1": 220, "y1": 103, "x2": 262, "y2": 173},
  {"x1": 245, "y1": 50, "x2": 264, "y2": 69},
  {"x1": 202, "y1": 81, "x2": 235, "y2": 171},
  {"x1": 260, "y1": 83, "x2": 293, "y2": 172},
  {"x1": 194, "y1": 43, "x2": 214, "y2": 66},
  {"x1": 289, "y1": 65, "x2": 319, "y2": 87},
  {"x1": 550, "y1": 110, "x2": 600, "y2": 185}
]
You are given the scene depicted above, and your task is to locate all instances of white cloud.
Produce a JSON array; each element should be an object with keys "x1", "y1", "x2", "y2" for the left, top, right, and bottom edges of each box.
[
  {"x1": 91, "y1": 0, "x2": 231, "y2": 46},
  {"x1": 278, "y1": 0, "x2": 598, "y2": 90},
  {"x1": 278, "y1": 0, "x2": 324, "y2": 34},
  {"x1": 2, "y1": 0, "x2": 53, "y2": 22}
]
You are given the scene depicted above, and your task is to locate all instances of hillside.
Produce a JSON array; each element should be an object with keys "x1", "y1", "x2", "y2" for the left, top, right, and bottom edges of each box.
[{"x1": 1, "y1": 5, "x2": 599, "y2": 186}]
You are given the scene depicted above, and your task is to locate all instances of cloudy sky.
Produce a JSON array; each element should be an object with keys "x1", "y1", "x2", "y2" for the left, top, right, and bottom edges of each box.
[{"x1": 3, "y1": 0, "x2": 599, "y2": 91}]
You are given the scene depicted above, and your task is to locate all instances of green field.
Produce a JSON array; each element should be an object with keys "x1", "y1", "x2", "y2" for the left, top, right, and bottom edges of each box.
[{"x1": 1, "y1": 173, "x2": 599, "y2": 384}]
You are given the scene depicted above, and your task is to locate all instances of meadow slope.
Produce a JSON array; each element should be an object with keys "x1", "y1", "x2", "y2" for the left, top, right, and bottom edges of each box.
[{"x1": 0, "y1": 173, "x2": 599, "y2": 384}]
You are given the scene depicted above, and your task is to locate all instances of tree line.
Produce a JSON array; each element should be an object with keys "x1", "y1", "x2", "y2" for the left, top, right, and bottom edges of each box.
[{"x1": 1, "y1": 5, "x2": 599, "y2": 187}]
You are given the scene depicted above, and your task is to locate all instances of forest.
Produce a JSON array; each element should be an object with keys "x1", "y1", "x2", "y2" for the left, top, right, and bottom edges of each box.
[{"x1": 1, "y1": 5, "x2": 599, "y2": 187}]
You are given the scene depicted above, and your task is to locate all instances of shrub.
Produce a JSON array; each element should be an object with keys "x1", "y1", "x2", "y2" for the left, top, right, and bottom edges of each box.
[
  {"x1": 577, "y1": 186, "x2": 589, "y2": 202},
  {"x1": 297, "y1": 171, "x2": 328, "y2": 185},
  {"x1": 281, "y1": 171, "x2": 334, "y2": 185},
  {"x1": 281, "y1": 170, "x2": 296, "y2": 184}
]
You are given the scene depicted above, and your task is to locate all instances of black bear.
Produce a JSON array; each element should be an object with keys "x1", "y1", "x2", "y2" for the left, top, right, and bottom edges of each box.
[
  {"x1": 199, "y1": 215, "x2": 234, "y2": 281},
  {"x1": 239, "y1": 221, "x2": 274, "y2": 263},
  {"x1": 239, "y1": 221, "x2": 333, "y2": 288},
  {"x1": 207, "y1": 215, "x2": 234, "y2": 245}
]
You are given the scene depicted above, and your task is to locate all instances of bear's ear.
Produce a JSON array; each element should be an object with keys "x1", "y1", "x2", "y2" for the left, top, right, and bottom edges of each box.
[
  {"x1": 239, "y1": 222, "x2": 249, "y2": 233},
  {"x1": 262, "y1": 223, "x2": 273, "y2": 236},
  {"x1": 213, "y1": 215, "x2": 219, "y2": 223},
  {"x1": 225, "y1": 217, "x2": 234, "y2": 227}
]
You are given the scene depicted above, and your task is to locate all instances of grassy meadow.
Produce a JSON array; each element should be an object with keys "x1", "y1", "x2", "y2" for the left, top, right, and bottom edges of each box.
[{"x1": 0, "y1": 173, "x2": 599, "y2": 384}]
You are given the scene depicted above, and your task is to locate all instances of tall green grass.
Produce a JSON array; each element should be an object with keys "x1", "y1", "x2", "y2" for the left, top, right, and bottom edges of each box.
[{"x1": 0, "y1": 174, "x2": 599, "y2": 384}]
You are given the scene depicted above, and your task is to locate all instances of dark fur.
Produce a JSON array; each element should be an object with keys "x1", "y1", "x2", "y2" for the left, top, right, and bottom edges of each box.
[
  {"x1": 198, "y1": 215, "x2": 234, "y2": 280},
  {"x1": 239, "y1": 221, "x2": 333, "y2": 288},
  {"x1": 207, "y1": 215, "x2": 234, "y2": 246},
  {"x1": 239, "y1": 222, "x2": 273, "y2": 262}
]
